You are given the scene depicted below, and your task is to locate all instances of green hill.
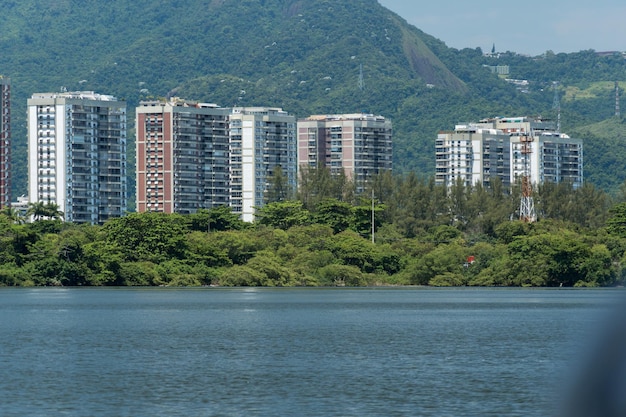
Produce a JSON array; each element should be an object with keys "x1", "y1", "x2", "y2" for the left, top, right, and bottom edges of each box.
[{"x1": 1, "y1": 0, "x2": 625, "y2": 199}]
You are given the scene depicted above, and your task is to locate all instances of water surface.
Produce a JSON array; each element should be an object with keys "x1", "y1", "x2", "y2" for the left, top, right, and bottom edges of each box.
[{"x1": 0, "y1": 287, "x2": 618, "y2": 416}]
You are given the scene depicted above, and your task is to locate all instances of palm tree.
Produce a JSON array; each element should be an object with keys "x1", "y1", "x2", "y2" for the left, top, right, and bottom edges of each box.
[
  {"x1": 26, "y1": 201, "x2": 64, "y2": 221},
  {"x1": 43, "y1": 202, "x2": 64, "y2": 221},
  {"x1": 0, "y1": 206, "x2": 24, "y2": 224},
  {"x1": 26, "y1": 201, "x2": 47, "y2": 221}
]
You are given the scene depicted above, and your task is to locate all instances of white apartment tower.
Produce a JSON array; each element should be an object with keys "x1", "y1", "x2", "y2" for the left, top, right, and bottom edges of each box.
[
  {"x1": 435, "y1": 124, "x2": 511, "y2": 188},
  {"x1": 0, "y1": 76, "x2": 10, "y2": 208},
  {"x1": 297, "y1": 113, "x2": 392, "y2": 191},
  {"x1": 135, "y1": 99, "x2": 230, "y2": 214},
  {"x1": 496, "y1": 117, "x2": 583, "y2": 188},
  {"x1": 229, "y1": 107, "x2": 297, "y2": 222},
  {"x1": 28, "y1": 91, "x2": 127, "y2": 224},
  {"x1": 435, "y1": 116, "x2": 583, "y2": 189}
]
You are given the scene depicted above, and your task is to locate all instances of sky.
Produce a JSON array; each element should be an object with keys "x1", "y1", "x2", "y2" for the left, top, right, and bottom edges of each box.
[{"x1": 378, "y1": 0, "x2": 626, "y2": 56}]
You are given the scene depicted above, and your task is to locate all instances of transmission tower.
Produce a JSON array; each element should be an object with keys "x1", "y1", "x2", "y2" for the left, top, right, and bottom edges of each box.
[
  {"x1": 552, "y1": 81, "x2": 561, "y2": 133},
  {"x1": 519, "y1": 135, "x2": 536, "y2": 222},
  {"x1": 616, "y1": 81, "x2": 621, "y2": 118}
]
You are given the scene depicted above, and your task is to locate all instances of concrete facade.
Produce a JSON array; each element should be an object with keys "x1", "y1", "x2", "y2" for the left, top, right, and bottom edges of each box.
[
  {"x1": 136, "y1": 99, "x2": 230, "y2": 214},
  {"x1": 229, "y1": 107, "x2": 297, "y2": 222},
  {"x1": 297, "y1": 114, "x2": 392, "y2": 191},
  {"x1": 435, "y1": 117, "x2": 583, "y2": 189},
  {"x1": 435, "y1": 125, "x2": 511, "y2": 188},
  {"x1": 27, "y1": 91, "x2": 127, "y2": 224},
  {"x1": 135, "y1": 102, "x2": 297, "y2": 222}
]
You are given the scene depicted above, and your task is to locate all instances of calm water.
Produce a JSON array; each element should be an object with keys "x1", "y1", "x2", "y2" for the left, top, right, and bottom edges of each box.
[{"x1": 0, "y1": 287, "x2": 620, "y2": 416}]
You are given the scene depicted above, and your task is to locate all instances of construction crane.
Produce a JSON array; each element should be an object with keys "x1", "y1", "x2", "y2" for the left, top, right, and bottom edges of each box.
[{"x1": 519, "y1": 135, "x2": 536, "y2": 222}]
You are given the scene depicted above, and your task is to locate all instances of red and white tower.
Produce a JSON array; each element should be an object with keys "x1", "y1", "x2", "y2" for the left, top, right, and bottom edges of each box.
[{"x1": 519, "y1": 135, "x2": 536, "y2": 222}]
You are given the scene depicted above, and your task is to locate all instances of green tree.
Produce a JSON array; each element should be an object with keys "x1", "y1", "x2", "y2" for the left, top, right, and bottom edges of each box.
[
  {"x1": 26, "y1": 202, "x2": 47, "y2": 221},
  {"x1": 606, "y1": 202, "x2": 626, "y2": 237},
  {"x1": 297, "y1": 164, "x2": 354, "y2": 210},
  {"x1": 506, "y1": 231, "x2": 599, "y2": 287},
  {"x1": 405, "y1": 243, "x2": 467, "y2": 286},
  {"x1": 317, "y1": 264, "x2": 365, "y2": 286},
  {"x1": 209, "y1": 230, "x2": 260, "y2": 265},
  {"x1": 0, "y1": 206, "x2": 24, "y2": 224},
  {"x1": 265, "y1": 165, "x2": 294, "y2": 203},
  {"x1": 188, "y1": 206, "x2": 247, "y2": 232},
  {"x1": 255, "y1": 200, "x2": 310, "y2": 230},
  {"x1": 101, "y1": 212, "x2": 188, "y2": 262},
  {"x1": 327, "y1": 230, "x2": 378, "y2": 272},
  {"x1": 26, "y1": 201, "x2": 64, "y2": 221},
  {"x1": 313, "y1": 198, "x2": 353, "y2": 234},
  {"x1": 246, "y1": 251, "x2": 294, "y2": 286},
  {"x1": 351, "y1": 199, "x2": 384, "y2": 240}
]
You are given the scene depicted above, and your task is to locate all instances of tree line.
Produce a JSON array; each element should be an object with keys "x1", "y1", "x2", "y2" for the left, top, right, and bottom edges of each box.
[{"x1": 1, "y1": 168, "x2": 626, "y2": 287}]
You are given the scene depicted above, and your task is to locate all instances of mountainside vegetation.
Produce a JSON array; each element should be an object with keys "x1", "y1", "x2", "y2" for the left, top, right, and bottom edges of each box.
[{"x1": 2, "y1": 0, "x2": 626, "y2": 200}]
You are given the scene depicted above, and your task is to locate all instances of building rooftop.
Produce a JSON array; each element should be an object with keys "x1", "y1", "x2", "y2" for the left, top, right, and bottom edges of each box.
[
  {"x1": 30, "y1": 91, "x2": 119, "y2": 101},
  {"x1": 302, "y1": 113, "x2": 387, "y2": 122},
  {"x1": 139, "y1": 98, "x2": 221, "y2": 108}
]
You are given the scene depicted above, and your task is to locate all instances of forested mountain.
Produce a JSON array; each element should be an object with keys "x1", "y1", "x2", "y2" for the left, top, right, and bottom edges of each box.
[{"x1": 1, "y1": 0, "x2": 625, "y2": 198}]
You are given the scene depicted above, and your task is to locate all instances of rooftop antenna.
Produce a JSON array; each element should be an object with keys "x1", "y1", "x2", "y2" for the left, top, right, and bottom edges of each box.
[
  {"x1": 616, "y1": 81, "x2": 621, "y2": 118},
  {"x1": 358, "y1": 63, "x2": 364, "y2": 91},
  {"x1": 552, "y1": 81, "x2": 561, "y2": 133}
]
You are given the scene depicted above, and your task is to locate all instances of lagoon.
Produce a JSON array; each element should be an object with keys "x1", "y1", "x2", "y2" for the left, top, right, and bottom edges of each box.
[{"x1": 0, "y1": 287, "x2": 619, "y2": 416}]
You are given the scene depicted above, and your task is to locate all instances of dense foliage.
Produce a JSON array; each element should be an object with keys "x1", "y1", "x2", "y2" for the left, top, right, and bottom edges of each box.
[
  {"x1": 1, "y1": 0, "x2": 626, "y2": 201},
  {"x1": 2, "y1": 172, "x2": 624, "y2": 288}
]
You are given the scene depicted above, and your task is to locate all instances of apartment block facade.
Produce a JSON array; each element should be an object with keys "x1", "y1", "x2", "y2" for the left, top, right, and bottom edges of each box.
[
  {"x1": 435, "y1": 124, "x2": 511, "y2": 188},
  {"x1": 27, "y1": 91, "x2": 127, "y2": 224},
  {"x1": 510, "y1": 134, "x2": 583, "y2": 188},
  {"x1": 435, "y1": 117, "x2": 583, "y2": 189},
  {"x1": 297, "y1": 114, "x2": 392, "y2": 191},
  {"x1": 229, "y1": 107, "x2": 297, "y2": 221},
  {"x1": 136, "y1": 99, "x2": 230, "y2": 214},
  {"x1": 0, "y1": 76, "x2": 10, "y2": 208},
  {"x1": 135, "y1": 101, "x2": 297, "y2": 222}
]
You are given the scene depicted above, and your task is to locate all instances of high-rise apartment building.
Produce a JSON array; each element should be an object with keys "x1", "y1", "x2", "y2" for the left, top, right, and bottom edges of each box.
[
  {"x1": 229, "y1": 107, "x2": 297, "y2": 221},
  {"x1": 136, "y1": 99, "x2": 230, "y2": 214},
  {"x1": 435, "y1": 124, "x2": 511, "y2": 188},
  {"x1": 297, "y1": 113, "x2": 392, "y2": 191},
  {"x1": 510, "y1": 133, "x2": 583, "y2": 188},
  {"x1": 0, "y1": 76, "x2": 10, "y2": 208},
  {"x1": 27, "y1": 91, "x2": 127, "y2": 224},
  {"x1": 135, "y1": 102, "x2": 296, "y2": 222},
  {"x1": 435, "y1": 116, "x2": 583, "y2": 189}
]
